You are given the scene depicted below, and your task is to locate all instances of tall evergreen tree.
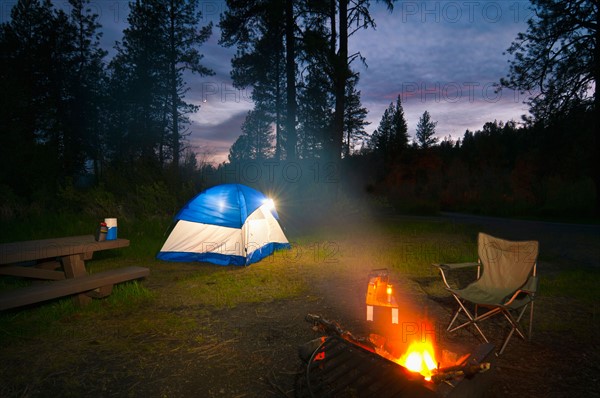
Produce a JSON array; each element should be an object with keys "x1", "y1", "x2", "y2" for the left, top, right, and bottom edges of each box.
[
  {"x1": 296, "y1": 1, "x2": 335, "y2": 159},
  {"x1": 297, "y1": 63, "x2": 333, "y2": 159},
  {"x1": 0, "y1": 0, "x2": 58, "y2": 195},
  {"x1": 500, "y1": 0, "x2": 598, "y2": 122},
  {"x1": 329, "y1": 0, "x2": 395, "y2": 161},
  {"x1": 220, "y1": 0, "x2": 294, "y2": 160},
  {"x1": 108, "y1": 0, "x2": 212, "y2": 171},
  {"x1": 64, "y1": 0, "x2": 107, "y2": 179},
  {"x1": 415, "y1": 110, "x2": 438, "y2": 149},
  {"x1": 164, "y1": 0, "x2": 213, "y2": 169},
  {"x1": 108, "y1": 0, "x2": 167, "y2": 165},
  {"x1": 284, "y1": 0, "x2": 298, "y2": 159},
  {"x1": 0, "y1": 0, "x2": 106, "y2": 193},
  {"x1": 228, "y1": 109, "x2": 274, "y2": 161},
  {"x1": 369, "y1": 95, "x2": 408, "y2": 164},
  {"x1": 500, "y1": 0, "x2": 599, "y2": 212},
  {"x1": 343, "y1": 74, "x2": 369, "y2": 156}
]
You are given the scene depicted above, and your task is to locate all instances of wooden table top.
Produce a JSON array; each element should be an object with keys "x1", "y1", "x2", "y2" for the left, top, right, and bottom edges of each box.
[{"x1": 0, "y1": 235, "x2": 130, "y2": 265}]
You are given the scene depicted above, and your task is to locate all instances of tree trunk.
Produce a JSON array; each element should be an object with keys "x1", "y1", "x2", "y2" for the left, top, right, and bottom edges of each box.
[
  {"x1": 594, "y1": 7, "x2": 600, "y2": 215},
  {"x1": 592, "y1": 106, "x2": 599, "y2": 215},
  {"x1": 285, "y1": 0, "x2": 297, "y2": 160},
  {"x1": 275, "y1": 40, "x2": 282, "y2": 161},
  {"x1": 332, "y1": 0, "x2": 348, "y2": 162},
  {"x1": 169, "y1": 2, "x2": 180, "y2": 170}
]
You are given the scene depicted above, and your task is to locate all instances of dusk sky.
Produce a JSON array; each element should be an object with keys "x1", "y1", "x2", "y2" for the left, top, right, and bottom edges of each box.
[{"x1": 2, "y1": 0, "x2": 535, "y2": 164}]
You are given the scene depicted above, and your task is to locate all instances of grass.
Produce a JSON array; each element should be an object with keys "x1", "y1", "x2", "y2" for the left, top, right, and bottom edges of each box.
[
  {"x1": 172, "y1": 263, "x2": 306, "y2": 308},
  {"x1": 540, "y1": 268, "x2": 600, "y2": 303},
  {"x1": 0, "y1": 281, "x2": 155, "y2": 341},
  {"x1": 1, "y1": 213, "x2": 597, "y2": 320},
  {"x1": 0, "y1": 211, "x2": 599, "y2": 396}
]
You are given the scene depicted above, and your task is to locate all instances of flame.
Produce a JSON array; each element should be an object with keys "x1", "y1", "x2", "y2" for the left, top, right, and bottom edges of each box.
[{"x1": 396, "y1": 341, "x2": 438, "y2": 381}]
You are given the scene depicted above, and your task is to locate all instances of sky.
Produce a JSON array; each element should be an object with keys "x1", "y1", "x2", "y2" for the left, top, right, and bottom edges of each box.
[{"x1": 1, "y1": 0, "x2": 535, "y2": 164}]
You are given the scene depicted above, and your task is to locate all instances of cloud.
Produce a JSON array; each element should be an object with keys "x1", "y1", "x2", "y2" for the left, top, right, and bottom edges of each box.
[
  {"x1": 5, "y1": 0, "x2": 531, "y2": 163},
  {"x1": 351, "y1": 1, "x2": 531, "y2": 139},
  {"x1": 187, "y1": 110, "x2": 249, "y2": 164}
]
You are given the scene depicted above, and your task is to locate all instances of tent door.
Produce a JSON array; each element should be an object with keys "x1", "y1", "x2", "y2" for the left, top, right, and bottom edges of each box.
[{"x1": 246, "y1": 219, "x2": 268, "y2": 256}]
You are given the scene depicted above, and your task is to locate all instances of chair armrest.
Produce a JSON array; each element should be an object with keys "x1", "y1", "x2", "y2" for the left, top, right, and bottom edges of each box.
[
  {"x1": 432, "y1": 262, "x2": 480, "y2": 289},
  {"x1": 504, "y1": 275, "x2": 539, "y2": 307},
  {"x1": 521, "y1": 275, "x2": 539, "y2": 294},
  {"x1": 433, "y1": 262, "x2": 479, "y2": 271}
]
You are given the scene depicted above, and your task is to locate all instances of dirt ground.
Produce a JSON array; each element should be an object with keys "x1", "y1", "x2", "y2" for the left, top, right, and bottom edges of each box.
[
  {"x1": 120, "y1": 257, "x2": 600, "y2": 398},
  {"x1": 145, "y1": 213, "x2": 600, "y2": 398},
  {"x1": 1, "y1": 214, "x2": 599, "y2": 397}
]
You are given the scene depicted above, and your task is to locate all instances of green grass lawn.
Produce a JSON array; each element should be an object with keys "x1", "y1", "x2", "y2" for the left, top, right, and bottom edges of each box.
[
  {"x1": 1, "y1": 214, "x2": 598, "y2": 337},
  {"x1": 1, "y1": 212, "x2": 598, "y2": 396}
]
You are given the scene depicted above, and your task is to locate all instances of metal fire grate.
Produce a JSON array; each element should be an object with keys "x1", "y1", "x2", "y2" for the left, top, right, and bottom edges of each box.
[{"x1": 305, "y1": 336, "x2": 439, "y2": 398}]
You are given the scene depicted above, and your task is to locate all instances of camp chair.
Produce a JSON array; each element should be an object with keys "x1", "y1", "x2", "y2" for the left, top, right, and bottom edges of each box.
[{"x1": 433, "y1": 233, "x2": 539, "y2": 355}]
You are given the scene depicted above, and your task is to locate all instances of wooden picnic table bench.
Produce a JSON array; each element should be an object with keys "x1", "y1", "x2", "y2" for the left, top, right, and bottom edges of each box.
[{"x1": 0, "y1": 235, "x2": 150, "y2": 310}]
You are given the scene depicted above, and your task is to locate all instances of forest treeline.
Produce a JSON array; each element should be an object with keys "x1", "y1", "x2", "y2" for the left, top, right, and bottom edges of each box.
[
  {"x1": 0, "y1": 0, "x2": 597, "y2": 221},
  {"x1": 216, "y1": 104, "x2": 597, "y2": 219},
  {"x1": 360, "y1": 107, "x2": 596, "y2": 217},
  {"x1": 0, "y1": 0, "x2": 213, "y2": 205}
]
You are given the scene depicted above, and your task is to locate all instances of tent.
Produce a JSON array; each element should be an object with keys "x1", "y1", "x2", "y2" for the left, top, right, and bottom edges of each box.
[{"x1": 157, "y1": 184, "x2": 290, "y2": 266}]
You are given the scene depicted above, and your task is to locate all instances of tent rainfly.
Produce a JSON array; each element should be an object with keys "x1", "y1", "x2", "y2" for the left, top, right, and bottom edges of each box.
[{"x1": 157, "y1": 184, "x2": 290, "y2": 266}]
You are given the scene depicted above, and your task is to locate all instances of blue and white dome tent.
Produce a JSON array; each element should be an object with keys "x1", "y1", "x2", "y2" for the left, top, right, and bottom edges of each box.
[{"x1": 157, "y1": 184, "x2": 291, "y2": 266}]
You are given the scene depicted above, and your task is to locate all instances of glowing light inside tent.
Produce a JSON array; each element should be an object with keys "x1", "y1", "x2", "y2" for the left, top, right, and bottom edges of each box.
[{"x1": 264, "y1": 198, "x2": 275, "y2": 210}]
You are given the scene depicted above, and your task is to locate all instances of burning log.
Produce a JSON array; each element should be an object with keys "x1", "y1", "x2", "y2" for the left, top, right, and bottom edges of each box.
[
  {"x1": 305, "y1": 313, "x2": 377, "y2": 352},
  {"x1": 299, "y1": 314, "x2": 495, "y2": 398},
  {"x1": 431, "y1": 362, "x2": 491, "y2": 384}
]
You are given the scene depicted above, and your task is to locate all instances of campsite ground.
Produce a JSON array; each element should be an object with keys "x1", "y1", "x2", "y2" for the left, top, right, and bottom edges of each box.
[{"x1": 0, "y1": 212, "x2": 599, "y2": 397}]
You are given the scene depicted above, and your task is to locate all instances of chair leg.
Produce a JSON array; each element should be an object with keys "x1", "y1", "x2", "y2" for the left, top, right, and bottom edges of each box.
[
  {"x1": 528, "y1": 301, "x2": 535, "y2": 341},
  {"x1": 448, "y1": 297, "x2": 489, "y2": 343},
  {"x1": 498, "y1": 326, "x2": 516, "y2": 355},
  {"x1": 447, "y1": 306, "x2": 462, "y2": 331},
  {"x1": 498, "y1": 306, "x2": 529, "y2": 355}
]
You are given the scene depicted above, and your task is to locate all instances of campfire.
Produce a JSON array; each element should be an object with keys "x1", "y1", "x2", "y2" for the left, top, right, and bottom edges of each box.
[
  {"x1": 301, "y1": 314, "x2": 494, "y2": 397},
  {"x1": 298, "y1": 270, "x2": 494, "y2": 396},
  {"x1": 396, "y1": 340, "x2": 438, "y2": 381}
]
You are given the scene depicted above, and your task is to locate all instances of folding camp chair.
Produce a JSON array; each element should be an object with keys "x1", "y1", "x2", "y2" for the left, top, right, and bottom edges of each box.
[{"x1": 433, "y1": 233, "x2": 539, "y2": 355}]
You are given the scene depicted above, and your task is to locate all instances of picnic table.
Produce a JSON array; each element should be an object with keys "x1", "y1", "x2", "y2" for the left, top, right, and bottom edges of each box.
[{"x1": 0, "y1": 235, "x2": 149, "y2": 310}]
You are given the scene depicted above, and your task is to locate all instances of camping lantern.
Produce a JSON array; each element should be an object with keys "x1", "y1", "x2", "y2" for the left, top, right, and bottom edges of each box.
[
  {"x1": 264, "y1": 198, "x2": 275, "y2": 210},
  {"x1": 366, "y1": 269, "x2": 399, "y2": 324}
]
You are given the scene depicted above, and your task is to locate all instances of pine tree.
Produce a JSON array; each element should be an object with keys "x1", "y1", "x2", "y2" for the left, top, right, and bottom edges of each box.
[
  {"x1": 0, "y1": 0, "x2": 58, "y2": 195},
  {"x1": 329, "y1": 0, "x2": 395, "y2": 161},
  {"x1": 297, "y1": 63, "x2": 333, "y2": 159},
  {"x1": 501, "y1": 0, "x2": 597, "y2": 121},
  {"x1": 369, "y1": 95, "x2": 408, "y2": 164},
  {"x1": 500, "y1": 0, "x2": 599, "y2": 212},
  {"x1": 164, "y1": 0, "x2": 213, "y2": 169},
  {"x1": 228, "y1": 110, "x2": 274, "y2": 161},
  {"x1": 108, "y1": 0, "x2": 167, "y2": 165},
  {"x1": 220, "y1": 0, "x2": 294, "y2": 160},
  {"x1": 108, "y1": 0, "x2": 212, "y2": 170},
  {"x1": 0, "y1": 0, "x2": 107, "y2": 192},
  {"x1": 343, "y1": 75, "x2": 369, "y2": 157},
  {"x1": 64, "y1": 0, "x2": 107, "y2": 179},
  {"x1": 415, "y1": 111, "x2": 438, "y2": 149}
]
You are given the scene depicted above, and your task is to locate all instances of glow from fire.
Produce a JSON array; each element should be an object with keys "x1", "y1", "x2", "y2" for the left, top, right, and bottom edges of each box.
[{"x1": 396, "y1": 341, "x2": 438, "y2": 381}]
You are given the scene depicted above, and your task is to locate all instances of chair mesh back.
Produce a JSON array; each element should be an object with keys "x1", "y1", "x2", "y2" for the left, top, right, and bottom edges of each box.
[{"x1": 477, "y1": 233, "x2": 538, "y2": 296}]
